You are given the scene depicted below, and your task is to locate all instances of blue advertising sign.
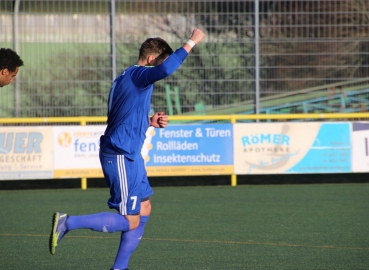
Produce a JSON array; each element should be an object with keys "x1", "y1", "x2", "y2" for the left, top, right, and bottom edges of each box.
[
  {"x1": 286, "y1": 123, "x2": 351, "y2": 173},
  {"x1": 143, "y1": 124, "x2": 233, "y2": 176},
  {"x1": 234, "y1": 122, "x2": 351, "y2": 174}
]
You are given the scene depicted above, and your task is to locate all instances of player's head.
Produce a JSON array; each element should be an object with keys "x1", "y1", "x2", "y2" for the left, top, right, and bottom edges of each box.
[
  {"x1": 138, "y1": 37, "x2": 173, "y2": 66},
  {"x1": 0, "y1": 48, "x2": 24, "y2": 87}
]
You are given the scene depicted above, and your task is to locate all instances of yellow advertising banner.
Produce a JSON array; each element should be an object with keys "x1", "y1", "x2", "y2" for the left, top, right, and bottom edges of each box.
[
  {"x1": 146, "y1": 165, "x2": 234, "y2": 176},
  {"x1": 53, "y1": 168, "x2": 103, "y2": 178}
]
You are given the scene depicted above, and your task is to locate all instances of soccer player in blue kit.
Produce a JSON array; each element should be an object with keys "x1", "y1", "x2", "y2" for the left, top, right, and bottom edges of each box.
[{"x1": 49, "y1": 28, "x2": 206, "y2": 270}]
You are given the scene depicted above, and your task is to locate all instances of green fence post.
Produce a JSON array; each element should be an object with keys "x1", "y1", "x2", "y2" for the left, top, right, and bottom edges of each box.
[{"x1": 165, "y1": 84, "x2": 174, "y2": 116}]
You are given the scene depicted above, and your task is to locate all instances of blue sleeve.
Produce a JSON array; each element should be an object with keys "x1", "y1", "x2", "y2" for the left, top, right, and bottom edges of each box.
[{"x1": 131, "y1": 47, "x2": 188, "y2": 88}]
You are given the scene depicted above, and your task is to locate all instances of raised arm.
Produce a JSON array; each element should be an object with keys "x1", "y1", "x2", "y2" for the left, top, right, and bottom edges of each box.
[
  {"x1": 139, "y1": 28, "x2": 206, "y2": 86},
  {"x1": 182, "y1": 28, "x2": 206, "y2": 53}
]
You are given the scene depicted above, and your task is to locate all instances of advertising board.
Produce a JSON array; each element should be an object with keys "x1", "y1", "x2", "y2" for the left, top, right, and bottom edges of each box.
[
  {"x1": 352, "y1": 122, "x2": 369, "y2": 172},
  {"x1": 0, "y1": 126, "x2": 53, "y2": 179},
  {"x1": 143, "y1": 124, "x2": 234, "y2": 176},
  {"x1": 53, "y1": 126, "x2": 105, "y2": 178},
  {"x1": 233, "y1": 122, "x2": 351, "y2": 174}
]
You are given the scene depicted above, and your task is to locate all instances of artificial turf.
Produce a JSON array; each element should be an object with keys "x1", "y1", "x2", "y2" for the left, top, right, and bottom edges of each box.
[{"x1": 1, "y1": 183, "x2": 368, "y2": 269}]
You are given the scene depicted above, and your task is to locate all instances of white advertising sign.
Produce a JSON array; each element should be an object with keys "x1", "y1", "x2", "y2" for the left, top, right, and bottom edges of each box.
[
  {"x1": 352, "y1": 122, "x2": 369, "y2": 172},
  {"x1": 0, "y1": 126, "x2": 54, "y2": 179},
  {"x1": 53, "y1": 125, "x2": 106, "y2": 178}
]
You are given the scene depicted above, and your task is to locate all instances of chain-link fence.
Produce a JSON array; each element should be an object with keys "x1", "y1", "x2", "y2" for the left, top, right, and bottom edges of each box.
[{"x1": 1, "y1": 0, "x2": 368, "y2": 118}]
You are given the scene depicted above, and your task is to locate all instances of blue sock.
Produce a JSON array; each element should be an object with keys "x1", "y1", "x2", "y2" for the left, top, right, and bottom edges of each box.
[
  {"x1": 66, "y1": 212, "x2": 130, "y2": 233},
  {"x1": 112, "y1": 215, "x2": 149, "y2": 269}
]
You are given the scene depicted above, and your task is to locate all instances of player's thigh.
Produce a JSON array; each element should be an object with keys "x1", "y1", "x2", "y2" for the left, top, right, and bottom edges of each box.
[
  {"x1": 124, "y1": 156, "x2": 151, "y2": 213},
  {"x1": 140, "y1": 199, "x2": 151, "y2": 216},
  {"x1": 125, "y1": 214, "x2": 140, "y2": 230},
  {"x1": 126, "y1": 200, "x2": 151, "y2": 229},
  {"x1": 99, "y1": 152, "x2": 142, "y2": 215}
]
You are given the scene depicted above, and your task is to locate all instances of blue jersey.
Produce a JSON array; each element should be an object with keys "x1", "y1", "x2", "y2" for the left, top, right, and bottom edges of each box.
[{"x1": 100, "y1": 47, "x2": 188, "y2": 159}]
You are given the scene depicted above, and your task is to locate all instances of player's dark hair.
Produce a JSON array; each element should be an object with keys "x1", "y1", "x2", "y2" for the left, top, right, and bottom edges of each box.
[
  {"x1": 138, "y1": 37, "x2": 173, "y2": 62},
  {"x1": 0, "y1": 48, "x2": 24, "y2": 72}
]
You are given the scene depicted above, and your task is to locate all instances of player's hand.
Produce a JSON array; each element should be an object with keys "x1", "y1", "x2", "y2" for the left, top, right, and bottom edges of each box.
[
  {"x1": 190, "y1": 28, "x2": 206, "y2": 45},
  {"x1": 150, "y1": 112, "x2": 168, "y2": 128}
]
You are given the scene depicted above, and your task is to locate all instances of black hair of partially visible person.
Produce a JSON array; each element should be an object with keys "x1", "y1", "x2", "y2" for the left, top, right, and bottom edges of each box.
[{"x1": 0, "y1": 48, "x2": 24, "y2": 72}]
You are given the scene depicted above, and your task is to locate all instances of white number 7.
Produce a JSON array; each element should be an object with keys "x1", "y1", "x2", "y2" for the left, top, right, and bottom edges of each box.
[{"x1": 130, "y1": 196, "x2": 137, "y2": 210}]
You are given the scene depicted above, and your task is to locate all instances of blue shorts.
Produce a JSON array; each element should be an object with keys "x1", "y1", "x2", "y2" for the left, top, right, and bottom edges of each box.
[{"x1": 99, "y1": 150, "x2": 153, "y2": 215}]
